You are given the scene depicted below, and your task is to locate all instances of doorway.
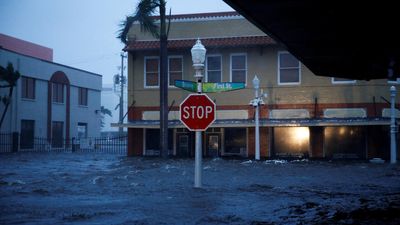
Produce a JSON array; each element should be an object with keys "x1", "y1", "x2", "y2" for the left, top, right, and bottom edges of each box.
[{"x1": 206, "y1": 134, "x2": 220, "y2": 157}]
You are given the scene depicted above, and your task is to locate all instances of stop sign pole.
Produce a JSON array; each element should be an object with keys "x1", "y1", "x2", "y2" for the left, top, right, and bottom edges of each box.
[{"x1": 192, "y1": 39, "x2": 206, "y2": 188}]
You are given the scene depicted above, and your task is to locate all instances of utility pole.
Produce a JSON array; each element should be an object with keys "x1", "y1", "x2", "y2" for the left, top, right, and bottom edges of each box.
[{"x1": 119, "y1": 53, "x2": 126, "y2": 136}]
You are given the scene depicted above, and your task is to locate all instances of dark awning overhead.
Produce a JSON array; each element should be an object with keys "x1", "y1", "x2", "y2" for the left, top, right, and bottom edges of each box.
[{"x1": 223, "y1": 0, "x2": 400, "y2": 80}]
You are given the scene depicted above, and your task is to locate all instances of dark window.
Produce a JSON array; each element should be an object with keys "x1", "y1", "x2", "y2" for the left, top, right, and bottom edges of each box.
[
  {"x1": 52, "y1": 121, "x2": 63, "y2": 148},
  {"x1": 145, "y1": 57, "x2": 159, "y2": 87},
  {"x1": 279, "y1": 52, "x2": 300, "y2": 84},
  {"x1": 273, "y1": 127, "x2": 310, "y2": 157},
  {"x1": 231, "y1": 55, "x2": 246, "y2": 83},
  {"x1": 77, "y1": 123, "x2": 87, "y2": 138},
  {"x1": 207, "y1": 56, "x2": 222, "y2": 82},
  {"x1": 78, "y1": 87, "x2": 88, "y2": 106},
  {"x1": 225, "y1": 128, "x2": 246, "y2": 155},
  {"x1": 169, "y1": 57, "x2": 183, "y2": 86},
  {"x1": 145, "y1": 129, "x2": 173, "y2": 154},
  {"x1": 324, "y1": 126, "x2": 366, "y2": 159},
  {"x1": 52, "y1": 83, "x2": 64, "y2": 103},
  {"x1": 21, "y1": 77, "x2": 35, "y2": 99},
  {"x1": 20, "y1": 120, "x2": 34, "y2": 149}
]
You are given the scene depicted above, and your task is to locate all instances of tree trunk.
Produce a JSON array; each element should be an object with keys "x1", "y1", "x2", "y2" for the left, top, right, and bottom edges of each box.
[
  {"x1": 159, "y1": 0, "x2": 169, "y2": 158},
  {"x1": 0, "y1": 86, "x2": 14, "y2": 129}
]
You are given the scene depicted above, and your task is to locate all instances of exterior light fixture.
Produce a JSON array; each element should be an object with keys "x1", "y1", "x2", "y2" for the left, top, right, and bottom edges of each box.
[
  {"x1": 252, "y1": 75, "x2": 260, "y2": 90},
  {"x1": 191, "y1": 38, "x2": 206, "y2": 78}
]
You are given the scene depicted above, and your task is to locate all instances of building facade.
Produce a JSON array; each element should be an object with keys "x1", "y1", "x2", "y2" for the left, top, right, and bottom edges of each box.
[
  {"x1": 0, "y1": 34, "x2": 102, "y2": 149},
  {"x1": 122, "y1": 12, "x2": 399, "y2": 160}
]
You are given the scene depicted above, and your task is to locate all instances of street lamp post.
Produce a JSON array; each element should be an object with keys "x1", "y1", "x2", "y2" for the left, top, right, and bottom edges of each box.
[
  {"x1": 191, "y1": 39, "x2": 206, "y2": 188},
  {"x1": 250, "y1": 75, "x2": 265, "y2": 161},
  {"x1": 390, "y1": 86, "x2": 397, "y2": 164}
]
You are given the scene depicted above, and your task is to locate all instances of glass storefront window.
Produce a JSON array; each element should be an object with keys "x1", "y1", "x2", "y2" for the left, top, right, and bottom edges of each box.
[
  {"x1": 324, "y1": 126, "x2": 366, "y2": 159},
  {"x1": 273, "y1": 127, "x2": 310, "y2": 157},
  {"x1": 225, "y1": 128, "x2": 246, "y2": 155}
]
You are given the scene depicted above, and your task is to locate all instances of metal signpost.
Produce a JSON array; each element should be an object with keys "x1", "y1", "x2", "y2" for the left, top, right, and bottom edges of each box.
[{"x1": 177, "y1": 39, "x2": 246, "y2": 187}]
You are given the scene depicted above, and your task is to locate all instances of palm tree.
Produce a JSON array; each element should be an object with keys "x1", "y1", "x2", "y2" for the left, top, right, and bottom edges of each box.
[
  {"x1": 0, "y1": 62, "x2": 20, "y2": 129},
  {"x1": 100, "y1": 106, "x2": 112, "y2": 128},
  {"x1": 118, "y1": 0, "x2": 169, "y2": 158}
]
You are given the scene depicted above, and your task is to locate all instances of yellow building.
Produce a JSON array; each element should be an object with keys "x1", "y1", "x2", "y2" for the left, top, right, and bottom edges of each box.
[{"x1": 122, "y1": 12, "x2": 398, "y2": 160}]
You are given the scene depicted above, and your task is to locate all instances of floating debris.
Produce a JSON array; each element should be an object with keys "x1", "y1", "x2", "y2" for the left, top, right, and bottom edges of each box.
[
  {"x1": 92, "y1": 176, "x2": 104, "y2": 185},
  {"x1": 265, "y1": 159, "x2": 287, "y2": 164},
  {"x1": 241, "y1": 160, "x2": 253, "y2": 165},
  {"x1": 369, "y1": 158, "x2": 385, "y2": 164}
]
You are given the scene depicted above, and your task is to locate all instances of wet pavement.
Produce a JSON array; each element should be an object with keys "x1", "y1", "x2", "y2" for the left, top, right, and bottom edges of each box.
[{"x1": 1, "y1": 152, "x2": 400, "y2": 224}]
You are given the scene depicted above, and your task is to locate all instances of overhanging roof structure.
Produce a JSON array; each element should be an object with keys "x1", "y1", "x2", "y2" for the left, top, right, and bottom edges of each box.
[
  {"x1": 223, "y1": 0, "x2": 400, "y2": 80},
  {"x1": 112, "y1": 117, "x2": 392, "y2": 129}
]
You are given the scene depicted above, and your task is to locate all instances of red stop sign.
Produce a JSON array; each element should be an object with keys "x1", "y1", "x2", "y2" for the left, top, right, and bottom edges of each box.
[{"x1": 180, "y1": 94, "x2": 216, "y2": 131}]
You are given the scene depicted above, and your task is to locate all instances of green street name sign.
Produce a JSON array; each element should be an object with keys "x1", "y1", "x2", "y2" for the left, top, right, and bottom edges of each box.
[
  {"x1": 175, "y1": 80, "x2": 245, "y2": 93},
  {"x1": 202, "y1": 82, "x2": 245, "y2": 93},
  {"x1": 174, "y1": 80, "x2": 197, "y2": 92}
]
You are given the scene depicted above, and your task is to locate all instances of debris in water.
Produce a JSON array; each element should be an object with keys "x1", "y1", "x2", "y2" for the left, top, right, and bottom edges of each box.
[
  {"x1": 265, "y1": 160, "x2": 287, "y2": 164},
  {"x1": 241, "y1": 160, "x2": 253, "y2": 165},
  {"x1": 92, "y1": 176, "x2": 104, "y2": 185},
  {"x1": 369, "y1": 158, "x2": 385, "y2": 164}
]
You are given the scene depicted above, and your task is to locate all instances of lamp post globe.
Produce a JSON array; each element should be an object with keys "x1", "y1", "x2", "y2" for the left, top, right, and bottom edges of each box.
[
  {"x1": 253, "y1": 75, "x2": 260, "y2": 90},
  {"x1": 191, "y1": 39, "x2": 206, "y2": 79}
]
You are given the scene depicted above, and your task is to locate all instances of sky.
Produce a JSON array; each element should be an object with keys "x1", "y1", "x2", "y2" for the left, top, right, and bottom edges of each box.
[{"x1": 0, "y1": 0, "x2": 233, "y2": 85}]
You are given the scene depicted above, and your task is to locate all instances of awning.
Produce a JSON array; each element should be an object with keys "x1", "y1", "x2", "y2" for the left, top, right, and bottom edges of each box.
[
  {"x1": 112, "y1": 117, "x2": 391, "y2": 129},
  {"x1": 223, "y1": 0, "x2": 400, "y2": 80}
]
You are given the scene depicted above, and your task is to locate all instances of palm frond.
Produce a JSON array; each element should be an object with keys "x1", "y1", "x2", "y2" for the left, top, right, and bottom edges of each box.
[
  {"x1": 117, "y1": 0, "x2": 160, "y2": 44},
  {"x1": 117, "y1": 16, "x2": 137, "y2": 44}
]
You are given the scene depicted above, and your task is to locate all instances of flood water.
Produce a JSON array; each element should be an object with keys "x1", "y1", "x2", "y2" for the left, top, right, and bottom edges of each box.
[{"x1": 1, "y1": 152, "x2": 400, "y2": 224}]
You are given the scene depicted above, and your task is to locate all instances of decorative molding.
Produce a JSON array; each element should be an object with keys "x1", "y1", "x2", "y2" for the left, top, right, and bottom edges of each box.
[
  {"x1": 269, "y1": 109, "x2": 310, "y2": 119},
  {"x1": 324, "y1": 108, "x2": 366, "y2": 118},
  {"x1": 382, "y1": 108, "x2": 400, "y2": 118}
]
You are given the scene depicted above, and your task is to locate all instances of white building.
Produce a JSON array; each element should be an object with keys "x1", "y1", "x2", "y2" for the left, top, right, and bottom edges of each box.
[{"x1": 0, "y1": 34, "x2": 102, "y2": 149}]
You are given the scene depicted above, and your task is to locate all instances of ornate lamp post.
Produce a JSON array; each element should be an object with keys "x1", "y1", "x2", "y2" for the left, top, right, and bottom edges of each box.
[
  {"x1": 191, "y1": 39, "x2": 206, "y2": 187},
  {"x1": 250, "y1": 75, "x2": 265, "y2": 161},
  {"x1": 390, "y1": 86, "x2": 397, "y2": 164}
]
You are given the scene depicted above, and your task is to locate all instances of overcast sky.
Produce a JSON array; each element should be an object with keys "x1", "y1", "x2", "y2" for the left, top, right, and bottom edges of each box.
[{"x1": 0, "y1": 0, "x2": 233, "y2": 84}]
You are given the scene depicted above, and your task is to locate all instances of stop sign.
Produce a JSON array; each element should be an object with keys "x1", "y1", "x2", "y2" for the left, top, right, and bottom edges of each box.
[{"x1": 180, "y1": 94, "x2": 216, "y2": 131}]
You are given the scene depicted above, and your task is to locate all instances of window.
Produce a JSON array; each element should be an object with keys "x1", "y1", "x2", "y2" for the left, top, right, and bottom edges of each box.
[
  {"x1": 224, "y1": 128, "x2": 246, "y2": 155},
  {"x1": 273, "y1": 127, "x2": 310, "y2": 157},
  {"x1": 231, "y1": 54, "x2": 247, "y2": 83},
  {"x1": 206, "y1": 55, "x2": 222, "y2": 82},
  {"x1": 145, "y1": 57, "x2": 159, "y2": 87},
  {"x1": 21, "y1": 77, "x2": 35, "y2": 99},
  {"x1": 77, "y1": 123, "x2": 87, "y2": 138},
  {"x1": 20, "y1": 120, "x2": 34, "y2": 149},
  {"x1": 78, "y1": 87, "x2": 88, "y2": 106},
  {"x1": 169, "y1": 56, "x2": 183, "y2": 86},
  {"x1": 332, "y1": 77, "x2": 356, "y2": 84},
  {"x1": 52, "y1": 83, "x2": 64, "y2": 103},
  {"x1": 324, "y1": 126, "x2": 366, "y2": 159},
  {"x1": 52, "y1": 121, "x2": 63, "y2": 148},
  {"x1": 278, "y1": 52, "x2": 300, "y2": 85},
  {"x1": 145, "y1": 129, "x2": 173, "y2": 155}
]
